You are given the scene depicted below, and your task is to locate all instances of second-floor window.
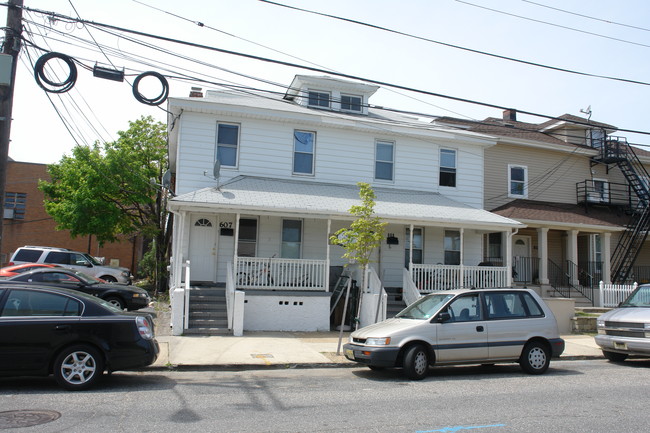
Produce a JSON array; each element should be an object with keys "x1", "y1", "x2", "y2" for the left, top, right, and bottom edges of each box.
[
  {"x1": 308, "y1": 91, "x2": 330, "y2": 108},
  {"x1": 440, "y1": 149, "x2": 457, "y2": 187},
  {"x1": 375, "y1": 140, "x2": 394, "y2": 181},
  {"x1": 4, "y1": 192, "x2": 26, "y2": 220},
  {"x1": 341, "y1": 94, "x2": 362, "y2": 112},
  {"x1": 293, "y1": 130, "x2": 315, "y2": 175},
  {"x1": 216, "y1": 123, "x2": 239, "y2": 167},
  {"x1": 586, "y1": 129, "x2": 605, "y2": 149},
  {"x1": 508, "y1": 165, "x2": 528, "y2": 198}
]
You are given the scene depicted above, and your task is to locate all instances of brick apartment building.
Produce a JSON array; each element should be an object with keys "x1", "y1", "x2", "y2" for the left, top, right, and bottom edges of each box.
[{"x1": 2, "y1": 160, "x2": 142, "y2": 272}]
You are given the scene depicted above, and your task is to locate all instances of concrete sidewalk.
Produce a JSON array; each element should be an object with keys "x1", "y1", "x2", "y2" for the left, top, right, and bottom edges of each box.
[{"x1": 149, "y1": 332, "x2": 603, "y2": 370}]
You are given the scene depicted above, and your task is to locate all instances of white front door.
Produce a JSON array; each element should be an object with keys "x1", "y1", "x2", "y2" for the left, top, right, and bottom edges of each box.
[
  {"x1": 512, "y1": 235, "x2": 532, "y2": 282},
  {"x1": 189, "y1": 215, "x2": 217, "y2": 282}
]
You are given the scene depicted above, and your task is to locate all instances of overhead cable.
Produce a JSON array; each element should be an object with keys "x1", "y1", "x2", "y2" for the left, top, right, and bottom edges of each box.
[{"x1": 257, "y1": 0, "x2": 650, "y2": 87}]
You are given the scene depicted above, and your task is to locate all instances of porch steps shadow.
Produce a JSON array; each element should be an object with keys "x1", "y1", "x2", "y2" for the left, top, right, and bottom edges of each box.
[
  {"x1": 185, "y1": 286, "x2": 230, "y2": 335},
  {"x1": 385, "y1": 287, "x2": 406, "y2": 318}
]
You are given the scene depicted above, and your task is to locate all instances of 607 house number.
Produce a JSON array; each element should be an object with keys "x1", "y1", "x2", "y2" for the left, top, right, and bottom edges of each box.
[{"x1": 219, "y1": 222, "x2": 232, "y2": 228}]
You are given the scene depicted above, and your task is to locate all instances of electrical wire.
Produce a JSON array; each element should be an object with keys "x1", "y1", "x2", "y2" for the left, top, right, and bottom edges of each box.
[
  {"x1": 456, "y1": 0, "x2": 650, "y2": 48},
  {"x1": 257, "y1": 0, "x2": 650, "y2": 87}
]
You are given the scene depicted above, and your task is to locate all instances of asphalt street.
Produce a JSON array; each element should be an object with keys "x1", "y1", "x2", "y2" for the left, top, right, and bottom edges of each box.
[{"x1": 1, "y1": 358, "x2": 649, "y2": 432}]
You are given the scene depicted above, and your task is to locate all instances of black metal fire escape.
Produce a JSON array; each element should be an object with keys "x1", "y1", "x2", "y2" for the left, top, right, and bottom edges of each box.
[{"x1": 593, "y1": 138, "x2": 650, "y2": 283}]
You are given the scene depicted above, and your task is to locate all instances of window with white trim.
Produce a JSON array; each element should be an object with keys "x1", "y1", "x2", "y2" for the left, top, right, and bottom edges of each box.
[
  {"x1": 439, "y1": 149, "x2": 457, "y2": 187},
  {"x1": 405, "y1": 227, "x2": 423, "y2": 268},
  {"x1": 216, "y1": 123, "x2": 239, "y2": 167},
  {"x1": 281, "y1": 219, "x2": 302, "y2": 259},
  {"x1": 308, "y1": 90, "x2": 330, "y2": 108},
  {"x1": 375, "y1": 140, "x2": 394, "y2": 181},
  {"x1": 238, "y1": 218, "x2": 257, "y2": 257},
  {"x1": 508, "y1": 165, "x2": 528, "y2": 198},
  {"x1": 293, "y1": 130, "x2": 315, "y2": 175},
  {"x1": 444, "y1": 230, "x2": 461, "y2": 265},
  {"x1": 341, "y1": 94, "x2": 362, "y2": 112}
]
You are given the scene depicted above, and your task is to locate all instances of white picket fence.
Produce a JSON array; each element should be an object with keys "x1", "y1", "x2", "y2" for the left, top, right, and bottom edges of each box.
[{"x1": 599, "y1": 281, "x2": 638, "y2": 308}]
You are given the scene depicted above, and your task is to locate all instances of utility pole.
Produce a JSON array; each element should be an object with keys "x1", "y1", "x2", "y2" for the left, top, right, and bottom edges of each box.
[{"x1": 0, "y1": 0, "x2": 23, "y2": 264}]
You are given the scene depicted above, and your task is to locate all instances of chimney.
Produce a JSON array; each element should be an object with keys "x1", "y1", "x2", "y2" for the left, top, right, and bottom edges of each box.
[
  {"x1": 503, "y1": 109, "x2": 517, "y2": 121},
  {"x1": 189, "y1": 87, "x2": 203, "y2": 98}
]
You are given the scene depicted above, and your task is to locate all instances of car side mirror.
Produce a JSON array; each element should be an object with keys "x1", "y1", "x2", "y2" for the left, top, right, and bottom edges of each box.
[{"x1": 436, "y1": 312, "x2": 451, "y2": 323}]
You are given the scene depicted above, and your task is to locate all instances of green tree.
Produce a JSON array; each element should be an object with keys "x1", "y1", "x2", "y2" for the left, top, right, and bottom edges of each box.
[
  {"x1": 39, "y1": 116, "x2": 171, "y2": 292},
  {"x1": 330, "y1": 182, "x2": 386, "y2": 326}
]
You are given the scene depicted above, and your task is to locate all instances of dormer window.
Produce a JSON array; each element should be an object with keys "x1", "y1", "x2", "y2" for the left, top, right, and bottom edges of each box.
[
  {"x1": 586, "y1": 129, "x2": 605, "y2": 149},
  {"x1": 308, "y1": 91, "x2": 330, "y2": 108},
  {"x1": 341, "y1": 94, "x2": 362, "y2": 112}
]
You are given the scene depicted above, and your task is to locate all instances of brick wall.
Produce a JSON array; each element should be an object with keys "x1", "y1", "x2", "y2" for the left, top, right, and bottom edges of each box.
[{"x1": 2, "y1": 161, "x2": 143, "y2": 272}]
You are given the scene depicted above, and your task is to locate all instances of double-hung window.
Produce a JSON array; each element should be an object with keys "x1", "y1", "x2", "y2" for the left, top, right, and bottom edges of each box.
[
  {"x1": 508, "y1": 165, "x2": 528, "y2": 198},
  {"x1": 308, "y1": 91, "x2": 330, "y2": 108},
  {"x1": 293, "y1": 130, "x2": 315, "y2": 175},
  {"x1": 439, "y1": 149, "x2": 457, "y2": 187},
  {"x1": 375, "y1": 140, "x2": 394, "y2": 181},
  {"x1": 341, "y1": 94, "x2": 362, "y2": 112},
  {"x1": 444, "y1": 230, "x2": 461, "y2": 265},
  {"x1": 281, "y1": 219, "x2": 302, "y2": 259},
  {"x1": 216, "y1": 123, "x2": 239, "y2": 167}
]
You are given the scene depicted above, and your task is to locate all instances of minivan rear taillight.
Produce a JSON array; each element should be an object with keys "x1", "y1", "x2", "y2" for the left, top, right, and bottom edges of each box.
[{"x1": 136, "y1": 316, "x2": 154, "y2": 340}]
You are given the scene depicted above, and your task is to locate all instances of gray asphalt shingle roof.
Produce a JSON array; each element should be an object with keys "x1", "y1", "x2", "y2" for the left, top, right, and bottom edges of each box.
[{"x1": 170, "y1": 176, "x2": 523, "y2": 229}]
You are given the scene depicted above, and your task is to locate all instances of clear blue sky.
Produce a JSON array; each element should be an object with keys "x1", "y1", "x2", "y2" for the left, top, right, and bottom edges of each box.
[{"x1": 3, "y1": 0, "x2": 650, "y2": 163}]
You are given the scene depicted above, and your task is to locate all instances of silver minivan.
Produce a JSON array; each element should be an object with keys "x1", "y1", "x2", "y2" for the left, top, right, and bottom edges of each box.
[{"x1": 343, "y1": 288, "x2": 564, "y2": 380}]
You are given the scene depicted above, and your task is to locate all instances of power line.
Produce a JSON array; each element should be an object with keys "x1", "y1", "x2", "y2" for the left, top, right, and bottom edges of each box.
[
  {"x1": 257, "y1": 0, "x2": 650, "y2": 87},
  {"x1": 521, "y1": 0, "x2": 650, "y2": 33},
  {"x1": 456, "y1": 0, "x2": 650, "y2": 48}
]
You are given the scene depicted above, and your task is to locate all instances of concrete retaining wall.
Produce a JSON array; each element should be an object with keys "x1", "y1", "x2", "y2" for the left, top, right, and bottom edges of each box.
[{"x1": 243, "y1": 291, "x2": 330, "y2": 331}]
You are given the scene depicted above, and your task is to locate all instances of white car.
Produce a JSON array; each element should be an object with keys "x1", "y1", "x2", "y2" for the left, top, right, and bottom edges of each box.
[
  {"x1": 595, "y1": 284, "x2": 650, "y2": 362},
  {"x1": 343, "y1": 288, "x2": 565, "y2": 380},
  {"x1": 9, "y1": 246, "x2": 132, "y2": 284}
]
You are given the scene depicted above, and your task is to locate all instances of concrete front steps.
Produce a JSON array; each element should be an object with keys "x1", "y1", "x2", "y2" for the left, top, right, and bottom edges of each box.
[{"x1": 185, "y1": 286, "x2": 230, "y2": 335}]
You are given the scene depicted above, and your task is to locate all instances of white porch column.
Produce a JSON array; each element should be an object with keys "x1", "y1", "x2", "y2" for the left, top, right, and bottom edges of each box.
[
  {"x1": 506, "y1": 230, "x2": 513, "y2": 287},
  {"x1": 233, "y1": 213, "x2": 241, "y2": 270},
  {"x1": 459, "y1": 228, "x2": 465, "y2": 288},
  {"x1": 537, "y1": 227, "x2": 549, "y2": 285},
  {"x1": 409, "y1": 223, "x2": 414, "y2": 274},
  {"x1": 567, "y1": 229, "x2": 579, "y2": 286},
  {"x1": 603, "y1": 232, "x2": 612, "y2": 284},
  {"x1": 326, "y1": 219, "x2": 331, "y2": 291}
]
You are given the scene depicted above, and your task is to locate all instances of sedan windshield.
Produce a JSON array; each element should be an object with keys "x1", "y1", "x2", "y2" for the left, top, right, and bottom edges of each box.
[
  {"x1": 395, "y1": 294, "x2": 454, "y2": 320},
  {"x1": 621, "y1": 286, "x2": 650, "y2": 307}
]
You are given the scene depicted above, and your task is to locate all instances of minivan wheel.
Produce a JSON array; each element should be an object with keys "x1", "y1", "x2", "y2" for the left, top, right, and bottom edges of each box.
[
  {"x1": 403, "y1": 345, "x2": 430, "y2": 380},
  {"x1": 53, "y1": 345, "x2": 104, "y2": 391},
  {"x1": 603, "y1": 350, "x2": 628, "y2": 362},
  {"x1": 519, "y1": 341, "x2": 550, "y2": 375}
]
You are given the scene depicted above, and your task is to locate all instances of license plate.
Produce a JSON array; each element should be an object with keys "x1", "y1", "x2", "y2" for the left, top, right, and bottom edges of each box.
[
  {"x1": 614, "y1": 342, "x2": 627, "y2": 350},
  {"x1": 345, "y1": 349, "x2": 354, "y2": 359}
]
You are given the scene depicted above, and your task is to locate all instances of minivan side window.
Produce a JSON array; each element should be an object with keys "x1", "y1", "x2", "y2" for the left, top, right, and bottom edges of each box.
[
  {"x1": 485, "y1": 292, "x2": 544, "y2": 319},
  {"x1": 445, "y1": 294, "x2": 481, "y2": 322}
]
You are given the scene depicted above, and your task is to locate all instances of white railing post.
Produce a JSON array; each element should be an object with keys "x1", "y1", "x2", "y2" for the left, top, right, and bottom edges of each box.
[
  {"x1": 183, "y1": 260, "x2": 191, "y2": 330},
  {"x1": 599, "y1": 280, "x2": 604, "y2": 308}
]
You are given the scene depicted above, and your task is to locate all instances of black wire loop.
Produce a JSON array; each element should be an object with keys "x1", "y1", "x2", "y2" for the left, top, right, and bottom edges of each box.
[
  {"x1": 132, "y1": 71, "x2": 169, "y2": 106},
  {"x1": 34, "y1": 52, "x2": 78, "y2": 93}
]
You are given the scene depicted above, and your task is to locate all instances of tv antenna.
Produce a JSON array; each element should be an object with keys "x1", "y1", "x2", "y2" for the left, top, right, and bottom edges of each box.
[{"x1": 580, "y1": 105, "x2": 592, "y2": 120}]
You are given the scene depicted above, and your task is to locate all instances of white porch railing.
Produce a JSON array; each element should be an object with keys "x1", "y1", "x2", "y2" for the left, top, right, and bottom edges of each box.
[
  {"x1": 599, "y1": 281, "x2": 638, "y2": 308},
  {"x1": 226, "y1": 262, "x2": 244, "y2": 336},
  {"x1": 182, "y1": 260, "x2": 191, "y2": 330},
  {"x1": 235, "y1": 256, "x2": 328, "y2": 291},
  {"x1": 362, "y1": 267, "x2": 387, "y2": 326},
  {"x1": 411, "y1": 263, "x2": 509, "y2": 293},
  {"x1": 402, "y1": 268, "x2": 422, "y2": 306}
]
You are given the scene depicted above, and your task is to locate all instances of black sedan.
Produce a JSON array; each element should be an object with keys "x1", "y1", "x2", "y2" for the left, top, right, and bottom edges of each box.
[
  {"x1": 0, "y1": 283, "x2": 159, "y2": 390},
  {"x1": 7, "y1": 268, "x2": 150, "y2": 310}
]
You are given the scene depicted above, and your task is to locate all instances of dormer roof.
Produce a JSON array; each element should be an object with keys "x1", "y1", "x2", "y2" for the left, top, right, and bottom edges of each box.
[{"x1": 283, "y1": 75, "x2": 379, "y2": 101}]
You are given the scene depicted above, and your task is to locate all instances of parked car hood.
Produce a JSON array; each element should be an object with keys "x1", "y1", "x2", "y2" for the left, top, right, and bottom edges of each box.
[
  {"x1": 352, "y1": 317, "x2": 423, "y2": 339},
  {"x1": 92, "y1": 282, "x2": 147, "y2": 294},
  {"x1": 598, "y1": 307, "x2": 650, "y2": 323}
]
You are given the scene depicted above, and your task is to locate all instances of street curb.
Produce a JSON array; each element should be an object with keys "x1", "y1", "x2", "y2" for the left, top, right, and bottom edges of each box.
[{"x1": 142, "y1": 355, "x2": 604, "y2": 372}]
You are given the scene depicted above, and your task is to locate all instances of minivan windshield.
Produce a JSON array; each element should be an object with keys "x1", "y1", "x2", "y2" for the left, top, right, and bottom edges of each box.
[
  {"x1": 621, "y1": 285, "x2": 650, "y2": 307},
  {"x1": 395, "y1": 293, "x2": 454, "y2": 320}
]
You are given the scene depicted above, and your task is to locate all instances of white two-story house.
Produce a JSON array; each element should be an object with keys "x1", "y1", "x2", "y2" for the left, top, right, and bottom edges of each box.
[{"x1": 166, "y1": 75, "x2": 523, "y2": 336}]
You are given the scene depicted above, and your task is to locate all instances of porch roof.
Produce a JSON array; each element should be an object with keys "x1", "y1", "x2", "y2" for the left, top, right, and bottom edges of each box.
[
  {"x1": 491, "y1": 199, "x2": 627, "y2": 231},
  {"x1": 169, "y1": 176, "x2": 524, "y2": 230}
]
